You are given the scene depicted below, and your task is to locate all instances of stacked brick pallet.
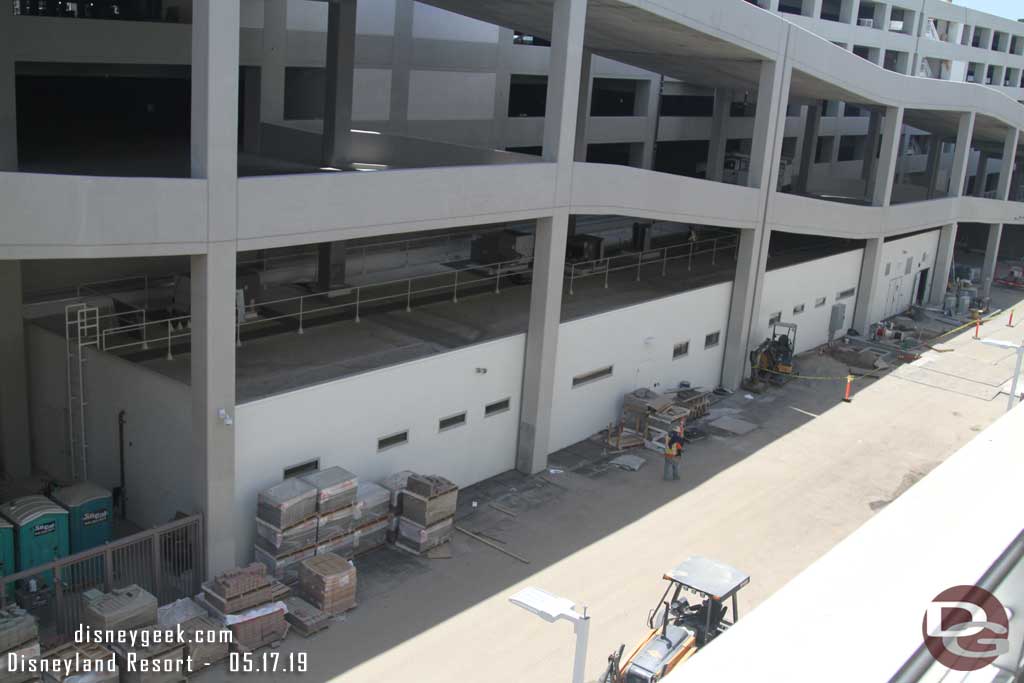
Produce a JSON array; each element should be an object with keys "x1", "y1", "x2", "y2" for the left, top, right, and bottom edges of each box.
[
  {"x1": 40, "y1": 643, "x2": 118, "y2": 683},
  {"x1": 253, "y1": 478, "x2": 319, "y2": 584},
  {"x1": 297, "y1": 553, "x2": 357, "y2": 616},
  {"x1": 0, "y1": 606, "x2": 39, "y2": 683},
  {"x1": 395, "y1": 474, "x2": 458, "y2": 555},
  {"x1": 201, "y1": 564, "x2": 288, "y2": 652}
]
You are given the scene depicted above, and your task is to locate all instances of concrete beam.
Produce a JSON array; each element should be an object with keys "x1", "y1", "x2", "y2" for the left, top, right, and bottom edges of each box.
[
  {"x1": 852, "y1": 237, "x2": 884, "y2": 335},
  {"x1": 317, "y1": 242, "x2": 347, "y2": 292},
  {"x1": 0, "y1": 0, "x2": 18, "y2": 169},
  {"x1": 706, "y1": 89, "x2": 731, "y2": 182},
  {"x1": 322, "y1": 0, "x2": 357, "y2": 167},
  {"x1": 574, "y1": 49, "x2": 593, "y2": 163},
  {"x1": 191, "y1": 0, "x2": 240, "y2": 577},
  {"x1": 974, "y1": 152, "x2": 990, "y2": 197},
  {"x1": 639, "y1": 77, "x2": 662, "y2": 171},
  {"x1": 518, "y1": 0, "x2": 587, "y2": 475},
  {"x1": 870, "y1": 106, "x2": 904, "y2": 207},
  {"x1": 0, "y1": 261, "x2": 30, "y2": 480},
  {"x1": 861, "y1": 110, "x2": 882, "y2": 188},
  {"x1": 749, "y1": 58, "x2": 791, "y2": 192},
  {"x1": 949, "y1": 112, "x2": 976, "y2": 197},
  {"x1": 924, "y1": 137, "x2": 942, "y2": 200}
]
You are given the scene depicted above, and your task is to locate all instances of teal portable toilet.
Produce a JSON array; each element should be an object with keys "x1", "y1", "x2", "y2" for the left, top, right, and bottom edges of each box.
[
  {"x1": 51, "y1": 482, "x2": 112, "y2": 553},
  {"x1": 0, "y1": 518, "x2": 13, "y2": 597},
  {"x1": 0, "y1": 496, "x2": 69, "y2": 587}
]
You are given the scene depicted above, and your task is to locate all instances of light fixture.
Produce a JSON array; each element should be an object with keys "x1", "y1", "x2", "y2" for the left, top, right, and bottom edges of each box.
[
  {"x1": 350, "y1": 129, "x2": 381, "y2": 135},
  {"x1": 352, "y1": 163, "x2": 389, "y2": 172}
]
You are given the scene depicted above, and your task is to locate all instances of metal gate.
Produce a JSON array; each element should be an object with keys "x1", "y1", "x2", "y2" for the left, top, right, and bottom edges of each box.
[{"x1": 0, "y1": 515, "x2": 204, "y2": 645}]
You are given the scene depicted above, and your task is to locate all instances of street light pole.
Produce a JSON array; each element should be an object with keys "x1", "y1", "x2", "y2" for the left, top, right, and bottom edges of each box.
[{"x1": 509, "y1": 587, "x2": 591, "y2": 683}]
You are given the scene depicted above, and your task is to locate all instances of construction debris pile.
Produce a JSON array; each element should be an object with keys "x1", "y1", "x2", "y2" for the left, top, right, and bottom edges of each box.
[{"x1": 608, "y1": 387, "x2": 711, "y2": 453}]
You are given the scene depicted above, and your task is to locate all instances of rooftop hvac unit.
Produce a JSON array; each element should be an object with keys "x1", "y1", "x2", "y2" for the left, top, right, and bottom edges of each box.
[{"x1": 857, "y1": 18, "x2": 874, "y2": 28}]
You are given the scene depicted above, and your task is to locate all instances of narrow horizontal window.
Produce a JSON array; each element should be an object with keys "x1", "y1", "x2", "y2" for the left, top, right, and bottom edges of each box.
[
  {"x1": 378, "y1": 431, "x2": 409, "y2": 452},
  {"x1": 815, "y1": 297, "x2": 827, "y2": 308},
  {"x1": 673, "y1": 341, "x2": 690, "y2": 360},
  {"x1": 704, "y1": 332, "x2": 721, "y2": 349},
  {"x1": 837, "y1": 288, "x2": 856, "y2": 300},
  {"x1": 284, "y1": 459, "x2": 319, "y2": 480},
  {"x1": 572, "y1": 366, "x2": 614, "y2": 388},
  {"x1": 439, "y1": 412, "x2": 467, "y2": 432},
  {"x1": 768, "y1": 312, "x2": 782, "y2": 325},
  {"x1": 793, "y1": 304, "x2": 805, "y2": 315},
  {"x1": 485, "y1": 398, "x2": 511, "y2": 417}
]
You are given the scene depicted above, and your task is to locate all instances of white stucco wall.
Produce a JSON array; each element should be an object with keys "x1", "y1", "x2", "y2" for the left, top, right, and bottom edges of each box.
[
  {"x1": 876, "y1": 229, "x2": 941, "y2": 319},
  {"x1": 407, "y1": 71, "x2": 497, "y2": 120},
  {"x1": 412, "y1": 4, "x2": 499, "y2": 43},
  {"x1": 758, "y1": 249, "x2": 865, "y2": 353},
  {"x1": 233, "y1": 334, "x2": 525, "y2": 565},
  {"x1": 549, "y1": 282, "x2": 734, "y2": 454}
]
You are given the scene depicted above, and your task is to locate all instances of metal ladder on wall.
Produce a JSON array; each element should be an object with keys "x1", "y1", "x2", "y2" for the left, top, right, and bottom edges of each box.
[{"x1": 65, "y1": 303, "x2": 100, "y2": 481}]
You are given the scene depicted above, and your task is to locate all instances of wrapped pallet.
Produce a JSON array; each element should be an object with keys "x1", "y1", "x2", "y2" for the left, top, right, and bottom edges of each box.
[
  {"x1": 298, "y1": 467, "x2": 358, "y2": 514},
  {"x1": 0, "y1": 606, "x2": 37, "y2": 655},
  {"x1": 297, "y1": 554, "x2": 356, "y2": 616},
  {"x1": 254, "y1": 546, "x2": 315, "y2": 585},
  {"x1": 352, "y1": 516, "x2": 391, "y2": 557},
  {"x1": 378, "y1": 471, "x2": 415, "y2": 513},
  {"x1": 315, "y1": 533, "x2": 353, "y2": 560},
  {"x1": 257, "y1": 479, "x2": 317, "y2": 530},
  {"x1": 82, "y1": 585, "x2": 157, "y2": 631},
  {"x1": 353, "y1": 483, "x2": 389, "y2": 525},
  {"x1": 316, "y1": 505, "x2": 354, "y2": 544},
  {"x1": 396, "y1": 517, "x2": 453, "y2": 555},
  {"x1": 401, "y1": 488, "x2": 457, "y2": 528},
  {"x1": 222, "y1": 602, "x2": 289, "y2": 651},
  {"x1": 255, "y1": 517, "x2": 317, "y2": 557},
  {"x1": 111, "y1": 627, "x2": 187, "y2": 683},
  {"x1": 156, "y1": 598, "x2": 207, "y2": 629}
]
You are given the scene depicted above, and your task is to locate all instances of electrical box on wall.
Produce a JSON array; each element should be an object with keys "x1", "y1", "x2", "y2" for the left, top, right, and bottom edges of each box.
[{"x1": 829, "y1": 303, "x2": 847, "y2": 340}]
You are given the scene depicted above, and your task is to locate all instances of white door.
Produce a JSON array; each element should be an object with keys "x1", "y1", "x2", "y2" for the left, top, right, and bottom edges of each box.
[{"x1": 634, "y1": 361, "x2": 658, "y2": 391}]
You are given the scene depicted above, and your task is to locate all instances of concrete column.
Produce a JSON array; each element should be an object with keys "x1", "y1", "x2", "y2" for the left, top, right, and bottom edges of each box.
[
  {"x1": 489, "y1": 27, "x2": 514, "y2": 148},
  {"x1": 0, "y1": 1, "x2": 17, "y2": 169},
  {"x1": 322, "y1": 0, "x2": 357, "y2": 167},
  {"x1": 924, "y1": 137, "x2": 943, "y2": 199},
  {"x1": 574, "y1": 49, "x2": 593, "y2": 162},
  {"x1": 0, "y1": 262, "x2": 30, "y2": 480},
  {"x1": 639, "y1": 77, "x2": 662, "y2": 170},
  {"x1": 803, "y1": 0, "x2": 823, "y2": 19},
  {"x1": 927, "y1": 113, "x2": 976, "y2": 306},
  {"x1": 870, "y1": 106, "x2": 904, "y2": 206},
  {"x1": 929, "y1": 224, "x2": 958, "y2": 306},
  {"x1": 861, "y1": 110, "x2": 882, "y2": 188},
  {"x1": 191, "y1": 0, "x2": 240, "y2": 576},
  {"x1": 795, "y1": 104, "x2": 821, "y2": 194},
  {"x1": 840, "y1": 0, "x2": 861, "y2": 24},
  {"x1": 852, "y1": 237, "x2": 884, "y2": 334},
  {"x1": 980, "y1": 128, "x2": 1020, "y2": 297},
  {"x1": 973, "y1": 151, "x2": 990, "y2": 197},
  {"x1": 517, "y1": 0, "x2": 586, "y2": 475},
  {"x1": 721, "y1": 57, "x2": 792, "y2": 390},
  {"x1": 391, "y1": 0, "x2": 414, "y2": 137},
  {"x1": 706, "y1": 89, "x2": 731, "y2": 182},
  {"x1": 317, "y1": 242, "x2": 347, "y2": 292},
  {"x1": 260, "y1": 0, "x2": 287, "y2": 126},
  {"x1": 896, "y1": 132, "x2": 910, "y2": 186}
]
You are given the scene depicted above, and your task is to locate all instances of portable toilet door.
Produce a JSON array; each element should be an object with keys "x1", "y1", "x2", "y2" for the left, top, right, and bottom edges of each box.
[
  {"x1": 0, "y1": 496, "x2": 70, "y2": 587},
  {"x1": 50, "y1": 482, "x2": 113, "y2": 553},
  {"x1": 0, "y1": 518, "x2": 12, "y2": 598}
]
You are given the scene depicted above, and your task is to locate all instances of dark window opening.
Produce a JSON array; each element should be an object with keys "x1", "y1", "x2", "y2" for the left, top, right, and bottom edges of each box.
[
  {"x1": 485, "y1": 398, "x2": 511, "y2": 417},
  {"x1": 573, "y1": 366, "x2": 614, "y2": 388},
  {"x1": 591, "y1": 79, "x2": 639, "y2": 117},
  {"x1": 587, "y1": 143, "x2": 635, "y2": 167},
  {"x1": 660, "y1": 95, "x2": 714, "y2": 117},
  {"x1": 705, "y1": 332, "x2": 721, "y2": 349},
  {"x1": 439, "y1": 412, "x2": 467, "y2": 432},
  {"x1": 378, "y1": 431, "x2": 409, "y2": 452},
  {"x1": 507, "y1": 146, "x2": 543, "y2": 157},
  {"x1": 284, "y1": 459, "x2": 320, "y2": 479},
  {"x1": 509, "y1": 75, "x2": 548, "y2": 117}
]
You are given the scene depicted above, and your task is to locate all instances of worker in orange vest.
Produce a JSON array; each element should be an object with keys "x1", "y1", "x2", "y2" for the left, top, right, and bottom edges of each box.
[{"x1": 663, "y1": 427, "x2": 685, "y2": 481}]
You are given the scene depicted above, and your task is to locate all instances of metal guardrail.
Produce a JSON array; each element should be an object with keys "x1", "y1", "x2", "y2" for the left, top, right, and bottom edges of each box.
[{"x1": 0, "y1": 514, "x2": 204, "y2": 644}]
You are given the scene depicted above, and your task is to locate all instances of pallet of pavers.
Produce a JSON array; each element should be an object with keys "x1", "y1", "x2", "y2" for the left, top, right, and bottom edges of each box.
[
  {"x1": 257, "y1": 478, "x2": 318, "y2": 530},
  {"x1": 352, "y1": 516, "x2": 392, "y2": 557},
  {"x1": 316, "y1": 504, "x2": 355, "y2": 546},
  {"x1": 0, "y1": 607, "x2": 40, "y2": 683},
  {"x1": 353, "y1": 482, "x2": 390, "y2": 526},
  {"x1": 255, "y1": 544, "x2": 316, "y2": 585},
  {"x1": 180, "y1": 615, "x2": 230, "y2": 669},
  {"x1": 0, "y1": 638, "x2": 40, "y2": 683},
  {"x1": 40, "y1": 642, "x2": 118, "y2": 683},
  {"x1": 396, "y1": 516, "x2": 453, "y2": 555},
  {"x1": 82, "y1": 585, "x2": 158, "y2": 631},
  {"x1": 298, "y1": 553, "x2": 357, "y2": 616},
  {"x1": 255, "y1": 516, "x2": 318, "y2": 557},
  {"x1": 401, "y1": 474, "x2": 458, "y2": 527},
  {"x1": 299, "y1": 467, "x2": 358, "y2": 514},
  {"x1": 203, "y1": 563, "x2": 273, "y2": 614},
  {"x1": 111, "y1": 626, "x2": 187, "y2": 683},
  {"x1": 199, "y1": 598, "x2": 289, "y2": 653},
  {"x1": 282, "y1": 597, "x2": 330, "y2": 638}
]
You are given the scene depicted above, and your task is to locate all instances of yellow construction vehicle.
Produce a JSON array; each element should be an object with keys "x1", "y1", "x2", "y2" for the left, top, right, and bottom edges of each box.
[
  {"x1": 747, "y1": 321, "x2": 797, "y2": 387},
  {"x1": 600, "y1": 557, "x2": 749, "y2": 683}
]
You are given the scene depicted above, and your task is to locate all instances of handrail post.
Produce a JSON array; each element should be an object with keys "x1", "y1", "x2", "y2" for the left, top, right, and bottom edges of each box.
[
  {"x1": 235, "y1": 313, "x2": 241, "y2": 348},
  {"x1": 54, "y1": 565, "x2": 65, "y2": 638},
  {"x1": 662, "y1": 247, "x2": 668, "y2": 277},
  {"x1": 355, "y1": 288, "x2": 361, "y2": 323},
  {"x1": 166, "y1": 322, "x2": 173, "y2": 361},
  {"x1": 405, "y1": 241, "x2": 410, "y2": 267},
  {"x1": 297, "y1": 297, "x2": 304, "y2": 335},
  {"x1": 361, "y1": 247, "x2": 367, "y2": 275},
  {"x1": 712, "y1": 238, "x2": 718, "y2": 265},
  {"x1": 406, "y1": 279, "x2": 413, "y2": 312},
  {"x1": 734, "y1": 238, "x2": 739, "y2": 261},
  {"x1": 151, "y1": 530, "x2": 163, "y2": 601},
  {"x1": 569, "y1": 263, "x2": 576, "y2": 295},
  {"x1": 635, "y1": 253, "x2": 642, "y2": 282},
  {"x1": 141, "y1": 310, "x2": 148, "y2": 350},
  {"x1": 689, "y1": 242, "x2": 693, "y2": 271},
  {"x1": 453, "y1": 271, "x2": 459, "y2": 303},
  {"x1": 604, "y1": 259, "x2": 610, "y2": 289},
  {"x1": 495, "y1": 263, "x2": 502, "y2": 294}
]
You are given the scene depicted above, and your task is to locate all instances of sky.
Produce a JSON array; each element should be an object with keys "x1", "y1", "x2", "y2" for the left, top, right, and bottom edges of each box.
[{"x1": 953, "y1": 0, "x2": 1022, "y2": 21}]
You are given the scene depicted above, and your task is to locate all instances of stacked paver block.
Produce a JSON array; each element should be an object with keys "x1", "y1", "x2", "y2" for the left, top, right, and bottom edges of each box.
[
  {"x1": 282, "y1": 597, "x2": 330, "y2": 637},
  {"x1": 111, "y1": 626, "x2": 187, "y2": 683},
  {"x1": 179, "y1": 615, "x2": 229, "y2": 668},
  {"x1": 0, "y1": 606, "x2": 39, "y2": 683},
  {"x1": 82, "y1": 585, "x2": 158, "y2": 631},
  {"x1": 255, "y1": 479, "x2": 319, "y2": 584},
  {"x1": 297, "y1": 553, "x2": 357, "y2": 616},
  {"x1": 395, "y1": 474, "x2": 458, "y2": 555},
  {"x1": 201, "y1": 564, "x2": 288, "y2": 652},
  {"x1": 40, "y1": 643, "x2": 118, "y2": 683}
]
